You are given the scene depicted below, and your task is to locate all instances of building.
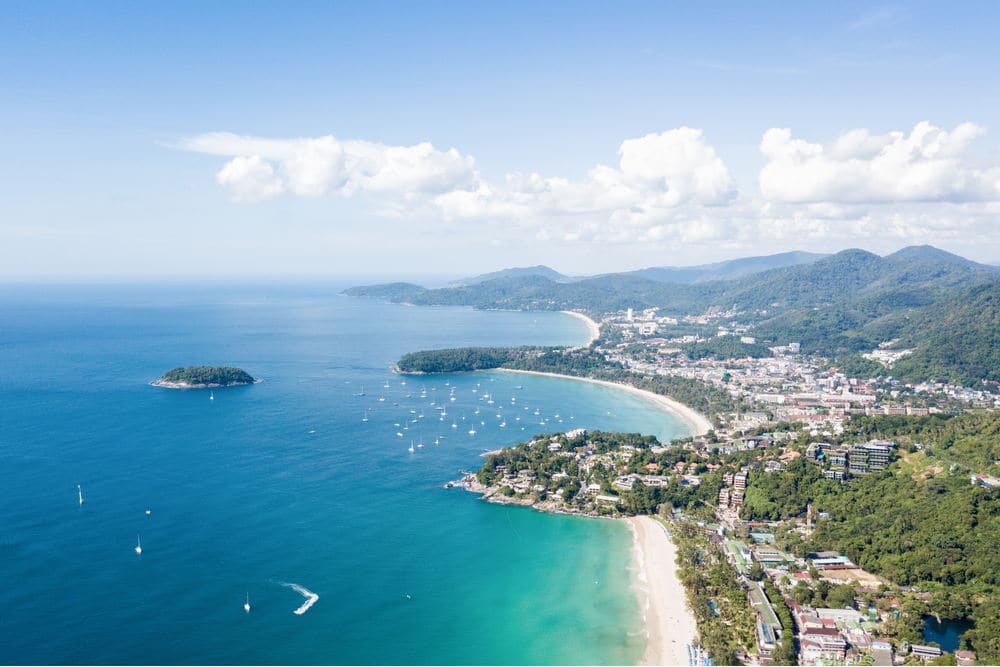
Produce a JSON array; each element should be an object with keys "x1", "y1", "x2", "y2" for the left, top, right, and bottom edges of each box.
[
  {"x1": 799, "y1": 627, "x2": 847, "y2": 662},
  {"x1": 910, "y1": 645, "x2": 943, "y2": 659},
  {"x1": 748, "y1": 582, "x2": 782, "y2": 660},
  {"x1": 972, "y1": 473, "x2": 1000, "y2": 489},
  {"x1": 955, "y1": 650, "x2": 977, "y2": 666}
]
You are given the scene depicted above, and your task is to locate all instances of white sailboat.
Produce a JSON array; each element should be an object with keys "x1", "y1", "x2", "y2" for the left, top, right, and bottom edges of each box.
[
  {"x1": 244, "y1": 593, "x2": 251, "y2": 613},
  {"x1": 77, "y1": 484, "x2": 84, "y2": 506},
  {"x1": 134, "y1": 534, "x2": 142, "y2": 555},
  {"x1": 209, "y1": 391, "x2": 214, "y2": 401},
  {"x1": 468, "y1": 427, "x2": 477, "y2": 436},
  {"x1": 408, "y1": 440, "x2": 415, "y2": 453},
  {"x1": 362, "y1": 410, "x2": 368, "y2": 422}
]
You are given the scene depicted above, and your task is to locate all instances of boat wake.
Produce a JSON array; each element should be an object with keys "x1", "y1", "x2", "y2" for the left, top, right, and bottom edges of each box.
[{"x1": 282, "y1": 582, "x2": 319, "y2": 615}]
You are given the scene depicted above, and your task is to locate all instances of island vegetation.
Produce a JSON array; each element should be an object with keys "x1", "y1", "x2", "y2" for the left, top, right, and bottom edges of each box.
[{"x1": 152, "y1": 366, "x2": 255, "y2": 388}]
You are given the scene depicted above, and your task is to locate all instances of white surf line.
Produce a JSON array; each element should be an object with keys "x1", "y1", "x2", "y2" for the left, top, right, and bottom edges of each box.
[{"x1": 282, "y1": 582, "x2": 319, "y2": 615}]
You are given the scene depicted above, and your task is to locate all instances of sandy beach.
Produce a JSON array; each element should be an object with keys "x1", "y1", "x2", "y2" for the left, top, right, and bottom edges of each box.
[
  {"x1": 496, "y1": 368, "x2": 713, "y2": 436},
  {"x1": 628, "y1": 516, "x2": 698, "y2": 666},
  {"x1": 561, "y1": 310, "x2": 601, "y2": 345}
]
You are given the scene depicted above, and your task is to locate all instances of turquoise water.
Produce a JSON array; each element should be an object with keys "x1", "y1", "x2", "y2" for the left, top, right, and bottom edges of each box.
[{"x1": 0, "y1": 284, "x2": 690, "y2": 665}]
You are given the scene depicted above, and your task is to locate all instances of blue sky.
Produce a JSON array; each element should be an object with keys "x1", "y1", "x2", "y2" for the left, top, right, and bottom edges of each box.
[{"x1": 3, "y1": 1, "x2": 1000, "y2": 278}]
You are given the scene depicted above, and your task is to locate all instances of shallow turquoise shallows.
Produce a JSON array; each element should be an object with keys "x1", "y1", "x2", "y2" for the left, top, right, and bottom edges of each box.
[{"x1": 0, "y1": 284, "x2": 690, "y2": 665}]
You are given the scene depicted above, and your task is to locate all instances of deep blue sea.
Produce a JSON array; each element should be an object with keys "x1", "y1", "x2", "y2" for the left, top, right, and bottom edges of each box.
[{"x1": 0, "y1": 283, "x2": 689, "y2": 665}]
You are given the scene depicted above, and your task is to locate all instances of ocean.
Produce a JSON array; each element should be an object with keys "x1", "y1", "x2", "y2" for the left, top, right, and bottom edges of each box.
[{"x1": 0, "y1": 283, "x2": 691, "y2": 665}]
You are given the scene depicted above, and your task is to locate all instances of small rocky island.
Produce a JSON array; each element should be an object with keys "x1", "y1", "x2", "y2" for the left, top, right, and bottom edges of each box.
[{"x1": 151, "y1": 366, "x2": 256, "y2": 389}]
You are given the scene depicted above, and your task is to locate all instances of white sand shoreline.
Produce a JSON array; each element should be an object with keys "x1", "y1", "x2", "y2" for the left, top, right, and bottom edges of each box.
[
  {"x1": 494, "y1": 368, "x2": 713, "y2": 436},
  {"x1": 628, "y1": 516, "x2": 698, "y2": 666},
  {"x1": 490, "y1": 367, "x2": 708, "y2": 664},
  {"x1": 560, "y1": 310, "x2": 601, "y2": 345}
]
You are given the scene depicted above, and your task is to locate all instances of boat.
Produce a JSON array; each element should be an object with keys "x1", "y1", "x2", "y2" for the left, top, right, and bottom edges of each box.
[
  {"x1": 408, "y1": 441, "x2": 415, "y2": 453},
  {"x1": 134, "y1": 535, "x2": 142, "y2": 555},
  {"x1": 451, "y1": 420, "x2": 457, "y2": 429},
  {"x1": 434, "y1": 437, "x2": 440, "y2": 445},
  {"x1": 209, "y1": 392, "x2": 214, "y2": 401},
  {"x1": 468, "y1": 427, "x2": 476, "y2": 436},
  {"x1": 362, "y1": 410, "x2": 369, "y2": 422},
  {"x1": 378, "y1": 395, "x2": 385, "y2": 402},
  {"x1": 244, "y1": 593, "x2": 251, "y2": 613},
  {"x1": 77, "y1": 484, "x2": 84, "y2": 506}
]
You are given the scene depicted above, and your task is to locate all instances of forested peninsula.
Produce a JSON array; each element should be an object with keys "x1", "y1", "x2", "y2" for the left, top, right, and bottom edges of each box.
[{"x1": 396, "y1": 346, "x2": 741, "y2": 421}]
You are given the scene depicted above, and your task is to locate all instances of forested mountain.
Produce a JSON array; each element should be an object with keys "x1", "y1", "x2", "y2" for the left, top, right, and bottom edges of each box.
[
  {"x1": 348, "y1": 246, "x2": 998, "y2": 317},
  {"x1": 347, "y1": 246, "x2": 1000, "y2": 386},
  {"x1": 623, "y1": 250, "x2": 827, "y2": 284}
]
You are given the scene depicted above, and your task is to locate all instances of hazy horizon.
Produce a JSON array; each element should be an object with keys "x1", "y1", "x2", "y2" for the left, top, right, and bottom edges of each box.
[{"x1": 1, "y1": 241, "x2": 996, "y2": 283}]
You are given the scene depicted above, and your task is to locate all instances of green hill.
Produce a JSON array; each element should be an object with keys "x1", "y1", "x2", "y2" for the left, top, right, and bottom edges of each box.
[{"x1": 154, "y1": 366, "x2": 255, "y2": 387}]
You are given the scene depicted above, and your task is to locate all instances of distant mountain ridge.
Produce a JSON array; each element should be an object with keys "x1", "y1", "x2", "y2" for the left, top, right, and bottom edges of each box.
[
  {"x1": 450, "y1": 265, "x2": 571, "y2": 287},
  {"x1": 621, "y1": 251, "x2": 828, "y2": 284},
  {"x1": 447, "y1": 251, "x2": 829, "y2": 288}
]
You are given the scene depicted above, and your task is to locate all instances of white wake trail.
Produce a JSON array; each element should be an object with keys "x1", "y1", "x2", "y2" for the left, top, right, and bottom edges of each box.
[{"x1": 282, "y1": 582, "x2": 319, "y2": 615}]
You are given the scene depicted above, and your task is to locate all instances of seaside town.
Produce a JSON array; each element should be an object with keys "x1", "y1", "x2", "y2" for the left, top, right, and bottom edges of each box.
[
  {"x1": 600, "y1": 305, "x2": 999, "y2": 422},
  {"x1": 458, "y1": 307, "x2": 1000, "y2": 666}
]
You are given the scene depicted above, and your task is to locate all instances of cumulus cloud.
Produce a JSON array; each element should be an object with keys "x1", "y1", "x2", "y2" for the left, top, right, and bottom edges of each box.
[
  {"x1": 180, "y1": 132, "x2": 477, "y2": 201},
  {"x1": 215, "y1": 155, "x2": 284, "y2": 202},
  {"x1": 759, "y1": 121, "x2": 1000, "y2": 204},
  {"x1": 178, "y1": 122, "x2": 1000, "y2": 249},
  {"x1": 433, "y1": 127, "x2": 736, "y2": 246},
  {"x1": 180, "y1": 127, "x2": 737, "y2": 244}
]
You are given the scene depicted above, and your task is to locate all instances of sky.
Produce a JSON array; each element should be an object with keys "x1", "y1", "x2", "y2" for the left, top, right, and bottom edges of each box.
[{"x1": 3, "y1": 1, "x2": 1000, "y2": 278}]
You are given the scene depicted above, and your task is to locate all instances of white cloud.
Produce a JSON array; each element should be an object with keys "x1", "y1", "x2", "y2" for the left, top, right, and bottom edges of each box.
[
  {"x1": 178, "y1": 122, "x2": 1000, "y2": 251},
  {"x1": 180, "y1": 132, "x2": 477, "y2": 201},
  {"x1": 180, "y1": 127, "x2": 737, "y2": 245},
  {"x1": 432, "y1": 127, "x2": 737, "y2": 245},
  {"x1": 759, "y1": 121, "x2": 1000, "y2": 204},
  {"x1": 215, "y1": 155, "x2": 284, "y2": 202}
]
